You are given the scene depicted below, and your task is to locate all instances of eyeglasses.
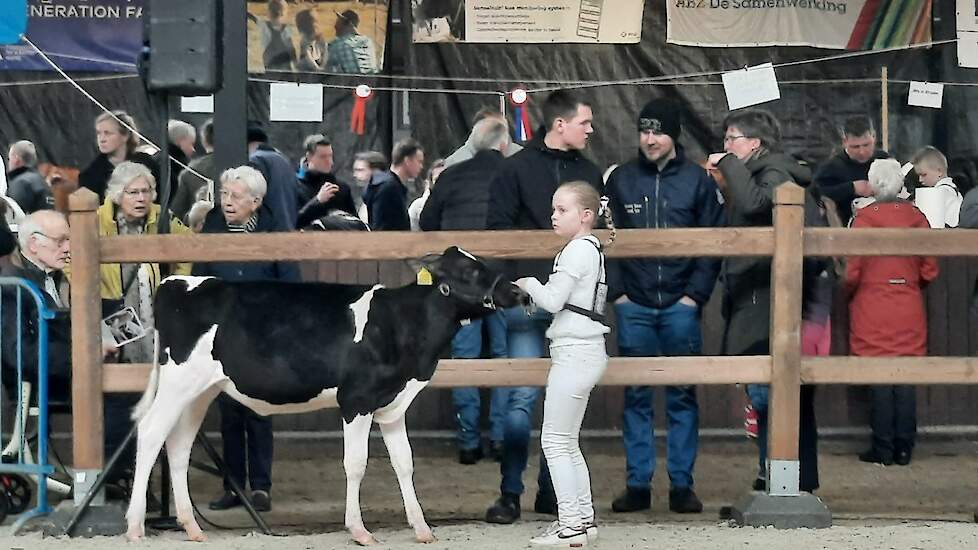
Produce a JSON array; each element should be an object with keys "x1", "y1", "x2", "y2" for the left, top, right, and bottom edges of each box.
[
  {"x1": 33, "y1": 232, "x2": 70, "y2": 247},
  {"x1": 723, "y1": 135, "x2": 750, "y2": 144},
  {"x1": 123, "y1": 188, "x2": 153, "y2": 198}
]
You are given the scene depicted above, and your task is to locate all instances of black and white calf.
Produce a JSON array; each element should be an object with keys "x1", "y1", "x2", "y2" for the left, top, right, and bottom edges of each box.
[{"x1": 124, "y1": 247, "x2": 528, "y2": 544}]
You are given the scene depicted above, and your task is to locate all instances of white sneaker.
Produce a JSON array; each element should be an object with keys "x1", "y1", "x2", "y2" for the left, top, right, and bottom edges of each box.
[
  {"x1": 582, "y1": 521, "x2": 598, "y2": 542},
  {"x1": 530, "y1": 522, "x2": 587, "y2": 547}
]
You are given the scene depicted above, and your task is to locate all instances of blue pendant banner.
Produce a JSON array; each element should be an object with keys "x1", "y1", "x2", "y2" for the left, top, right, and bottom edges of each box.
[
  {"x1": 0, "y1": 0, "x2": 144, "y2": 72},
  {"x1": 0, "y1": 0, "x2": 28, "y2": 45}
]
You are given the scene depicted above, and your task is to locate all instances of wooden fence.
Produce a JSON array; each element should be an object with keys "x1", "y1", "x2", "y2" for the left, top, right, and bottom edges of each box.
[{"x1": 65, "y1": 185, "x2": 978, "y2": 499}]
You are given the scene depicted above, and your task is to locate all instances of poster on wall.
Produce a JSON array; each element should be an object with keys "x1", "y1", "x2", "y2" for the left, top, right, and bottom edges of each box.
[
  {"x1": 667, "y1": 0, "x2": 932, "y2": 50},
  {"x1": 0, "y1": 0, "x2": 144, "y2": 72},
  {"x1": 412, "y1": 0, "x2": 644, "y2": 43},
  {"x1": 957, "y1": 0, "x2": 978, "y2": 32},
  {"x1": 248, "y1": 0, "x2": 388, "y2": 74}
]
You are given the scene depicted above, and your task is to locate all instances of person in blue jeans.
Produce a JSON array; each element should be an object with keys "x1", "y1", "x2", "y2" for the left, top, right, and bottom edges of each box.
[
  {"x1": 605, "y1": 98, "x2": 725, "y2": 514},
  {"x1": 452, "y1": 312, "x2": 509, "y2": 464}
]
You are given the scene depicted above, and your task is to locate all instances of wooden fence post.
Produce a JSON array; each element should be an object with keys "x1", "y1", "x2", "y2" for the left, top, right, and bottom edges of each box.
[
  {"x1": 767, "y1": 183, "x2": 805, "y2": 495},
  {"x1": 68, "y1": 188, "x2": 104, "y2": 501}
]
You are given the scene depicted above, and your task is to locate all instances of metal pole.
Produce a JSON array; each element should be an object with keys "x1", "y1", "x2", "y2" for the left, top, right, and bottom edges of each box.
[{"x1": 214, "y1": 0, "x2": 248, "y2": 184}]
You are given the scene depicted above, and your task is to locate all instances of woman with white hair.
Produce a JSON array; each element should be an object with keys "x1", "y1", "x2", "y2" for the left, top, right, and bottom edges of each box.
[
  {"x1": 847, "y1": 158, "x2": 939, "y2": 467},
  {"x1": 192, "y1": 165, "x2": 299, "y2": 513},
  {"x1": 97, "y1": 161, "x2": 192, "y2": 359},
  {"x1": 93, "y1": 161, "x2": 191, "y2": 497}
]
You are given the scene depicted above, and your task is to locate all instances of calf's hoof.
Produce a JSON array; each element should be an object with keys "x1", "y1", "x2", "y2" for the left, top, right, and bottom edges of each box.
[
  {"x1": 415, "y1": 529, "x2": 437, "y2": 543},
  {"x1": 351, "y1": 528, "x2": 378, "y2": 546},
  {"x1": 185, "y1": 528, "x2": 207, "y2": 542},
  {"x1": 125, "y1": 528, "x2": 143, "y2": 542}
]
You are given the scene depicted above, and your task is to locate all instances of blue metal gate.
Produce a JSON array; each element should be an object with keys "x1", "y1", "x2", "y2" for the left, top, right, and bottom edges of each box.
[{"x1": 0, "y1": 276, "x2": 57, "y2": 531}]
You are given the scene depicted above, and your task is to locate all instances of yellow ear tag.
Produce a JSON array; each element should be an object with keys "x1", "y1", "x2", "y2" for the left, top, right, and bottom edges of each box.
[{"x1": 417, "y1": 267, "x2": 433, "y2": 286}]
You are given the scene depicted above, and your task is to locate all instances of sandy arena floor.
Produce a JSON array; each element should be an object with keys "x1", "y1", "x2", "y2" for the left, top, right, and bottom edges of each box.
[{"x1": 3, "y1": 437, "x2": 977, "y2": 549}]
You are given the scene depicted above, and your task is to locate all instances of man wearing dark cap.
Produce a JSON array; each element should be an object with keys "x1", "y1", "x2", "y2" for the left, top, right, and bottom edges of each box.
[
  {"x1": 604, "y1": 97, "x2": 725, "y2": 515},
  {"x1": 326, "y1": 9, "x2": 380, "y2": 74},
  {"x1": 246, "y1": 123, "x2": 299, "y2": 229}
]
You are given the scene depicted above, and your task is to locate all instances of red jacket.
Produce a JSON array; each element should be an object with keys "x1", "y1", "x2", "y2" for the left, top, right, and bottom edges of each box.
[{"x1": 846, "y1": 201, "x2": 939, "y2": 356}]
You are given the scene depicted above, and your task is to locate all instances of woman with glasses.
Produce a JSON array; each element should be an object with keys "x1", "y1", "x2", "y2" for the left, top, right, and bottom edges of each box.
[
  {"x1": 705, "y1": 108, "x2": 827, "y2": 495},
  {"x1": 94, "y1": 161, "x2": 191, "y2": 498}
]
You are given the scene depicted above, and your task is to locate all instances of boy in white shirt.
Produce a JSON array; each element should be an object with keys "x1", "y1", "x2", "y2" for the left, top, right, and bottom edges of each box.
[{"x1": 913, "y1": 146, "x2": 962, "y2": 227}]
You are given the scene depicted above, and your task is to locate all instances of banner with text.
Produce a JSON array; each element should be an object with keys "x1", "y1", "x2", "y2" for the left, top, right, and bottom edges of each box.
[
  {"x1": 0, "y1": 0, "x2": 144, "y2": 71},
  {"x1": 667, "y1": 0, "x2": 932, "y2": 50},
  {"x1": 412, "y1": 0, "x2": 644, "y2": 43}
]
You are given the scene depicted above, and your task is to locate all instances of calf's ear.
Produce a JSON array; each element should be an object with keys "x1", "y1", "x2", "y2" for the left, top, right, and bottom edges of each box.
[{"x1": 406, "y1": 253, "x2": 444, "y2": 277}]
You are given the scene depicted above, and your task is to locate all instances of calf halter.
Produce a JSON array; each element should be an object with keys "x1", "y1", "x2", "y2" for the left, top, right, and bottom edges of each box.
[{"x1": 438, "y1": 273, "x2": 504, "y2": 311}]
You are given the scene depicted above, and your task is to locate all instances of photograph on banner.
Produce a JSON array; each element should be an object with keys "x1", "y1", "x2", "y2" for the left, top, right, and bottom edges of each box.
[
  {"x1": 667, "y1": 0, "x2": 932, "y2": 50},
  {"x1": 248, "y1": 0, "x2": 387, "y2": 74},
  {"x1": 412, "y1": 0, "x2": 644, "y2": 43},
  {"x1": 0, "y1": 0, "x2": 144, "y2": 71}
]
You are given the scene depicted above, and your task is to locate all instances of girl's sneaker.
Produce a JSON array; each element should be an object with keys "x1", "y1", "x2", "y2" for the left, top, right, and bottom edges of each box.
[
  {"x1": 744, "y1": 404, "x2": 759, "y2": 439},
  {"x1": 530, "y1": 521, "x2": 588, "y2": 547},
  {"x1": 582, "y1": 520, "x2": 598, "y2": 542}
]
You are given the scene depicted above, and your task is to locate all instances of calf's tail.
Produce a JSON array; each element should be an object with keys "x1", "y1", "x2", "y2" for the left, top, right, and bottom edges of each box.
[{"x1": 130, "y1": 329, "x2": 161, "y2": 421}]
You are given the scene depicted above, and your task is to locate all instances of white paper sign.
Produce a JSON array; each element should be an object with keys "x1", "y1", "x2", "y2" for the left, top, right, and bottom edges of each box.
[
  {"x1": 958, "y1": 0, "x2": 978, "y2": 32},
  {"x1": 180, "y1": 95, "x2": 214, "y2": 113},
  {"x1": 958, "y1": 31, "x2": 978, "y2": 68},
  {"x1": 721, "y1": 63, "x2": 781, "y2": 111},
  {"x1": 907, "y1": 81, "x2": 944, "y2": 109},
  {"x1": 269, "y1": 83, "x2": 323, "y2": 122}
]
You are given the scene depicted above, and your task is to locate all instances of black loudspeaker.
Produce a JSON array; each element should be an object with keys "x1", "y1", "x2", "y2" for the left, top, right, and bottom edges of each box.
[{"x1": 143, "y1": 0, "x2": 223, "y2": 95}]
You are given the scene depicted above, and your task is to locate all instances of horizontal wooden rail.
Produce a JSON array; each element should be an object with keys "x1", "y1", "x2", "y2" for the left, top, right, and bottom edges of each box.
[
  {"x1": 97, "y1": 228, "x2": 775, "y2": 263},
  {"x1": 106, "y1": 355, "x2": 978, "y2": 392},
  {"x1": 806, "y1": 227, "x2": 978, "y2": 256},
  {"x1": 102, "y1": 356, "x2": 772, "y2": 393},
  {"x1": 97, "y1": 227, "x2": 978, "y2": 265},
  {"x1": 801, "y1": 356, "x2": 978, "y2": 384}
]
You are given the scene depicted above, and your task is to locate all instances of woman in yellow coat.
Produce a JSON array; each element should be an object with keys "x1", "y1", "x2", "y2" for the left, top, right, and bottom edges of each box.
[{"x1": 96, "y1": 161, "x2": 192, "y2": 494}]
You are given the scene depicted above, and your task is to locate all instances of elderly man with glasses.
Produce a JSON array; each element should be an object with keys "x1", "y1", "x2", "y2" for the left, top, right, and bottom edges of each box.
[{"x1": 1, "y1": 210, "x2": 73, "y2": 436}]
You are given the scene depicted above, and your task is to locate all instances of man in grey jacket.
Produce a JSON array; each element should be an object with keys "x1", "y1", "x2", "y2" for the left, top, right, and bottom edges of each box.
[
  {"x1": 444, "y1": 107, "x2": 522, "y2": 168},
  {"x1": 6, "y1": 141, "x2": 52, "y2": 214}
]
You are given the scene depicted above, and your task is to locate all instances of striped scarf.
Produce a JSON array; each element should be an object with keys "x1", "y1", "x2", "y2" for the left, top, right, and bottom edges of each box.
[{"x1": 227, "y1": 213, "x2": 259, "y2": 233}]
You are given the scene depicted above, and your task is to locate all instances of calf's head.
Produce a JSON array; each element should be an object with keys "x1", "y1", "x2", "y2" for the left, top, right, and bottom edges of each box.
[{"x1": 413, "y1": 247, "x2": 529, "y2": 315}]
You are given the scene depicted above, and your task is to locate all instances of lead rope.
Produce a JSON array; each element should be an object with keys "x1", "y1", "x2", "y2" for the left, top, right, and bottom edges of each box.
[{"x1": 600, "y1": 195, "x2": 616, "y2": 247}]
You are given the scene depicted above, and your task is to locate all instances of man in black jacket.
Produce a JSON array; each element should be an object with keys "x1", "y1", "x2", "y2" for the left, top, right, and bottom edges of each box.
[
  {"x1": 483, "y1": 90, "x2": 603, "y2": 525},
  {"x1": 6, "y1": 141, "x2": 52, "y2": 214},
  {"x1": 295, "y1": 133, "x2": 357, "y2": 228},
  {"x1": 419, "y1": 117, "x2": 510, "y2": 465},
  {"x1": 604, "y1": 98, "x2": 725, "y2": 515},
  {"x1": 813, "y1": 115, "x2": 889, "y2": 223},
  {"x1": 363, "y1": 138, "x2": 424, "y2": 231}
]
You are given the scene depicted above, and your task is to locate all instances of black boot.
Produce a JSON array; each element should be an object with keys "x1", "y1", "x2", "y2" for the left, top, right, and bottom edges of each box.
[
  {"x1": 488, "y1": 440, "x2": 504, "y2": 462},
  {"x1": 669, "y1": 487, "x2": 703, "y2": 514},
  {"x1": 208, "y1": 490, "x2": 242, "y2": 510},
  {"x1": 611, "y1": 487, "x2": 651, "y2": 513},
  {"x1": 485, "y1": 492, "x2": 521, "y2": 524},
  {"x1": 533, "y1": 490, "x2": 557, "y2": 515},
  {"x1": 859, "y1": 448, "x2": 894, "y2": 466},
  {"x1": 458, "y1": 447, "x2": 484, "y2": 465}
]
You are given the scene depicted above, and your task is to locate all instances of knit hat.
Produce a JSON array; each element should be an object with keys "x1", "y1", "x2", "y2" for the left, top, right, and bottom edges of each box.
[
  {"x1": 246, "y1": 122, "x2": 268, "y2": 144},
  {"x1": 638, "y1": 98, "x2": 681, "y2": 141}
]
